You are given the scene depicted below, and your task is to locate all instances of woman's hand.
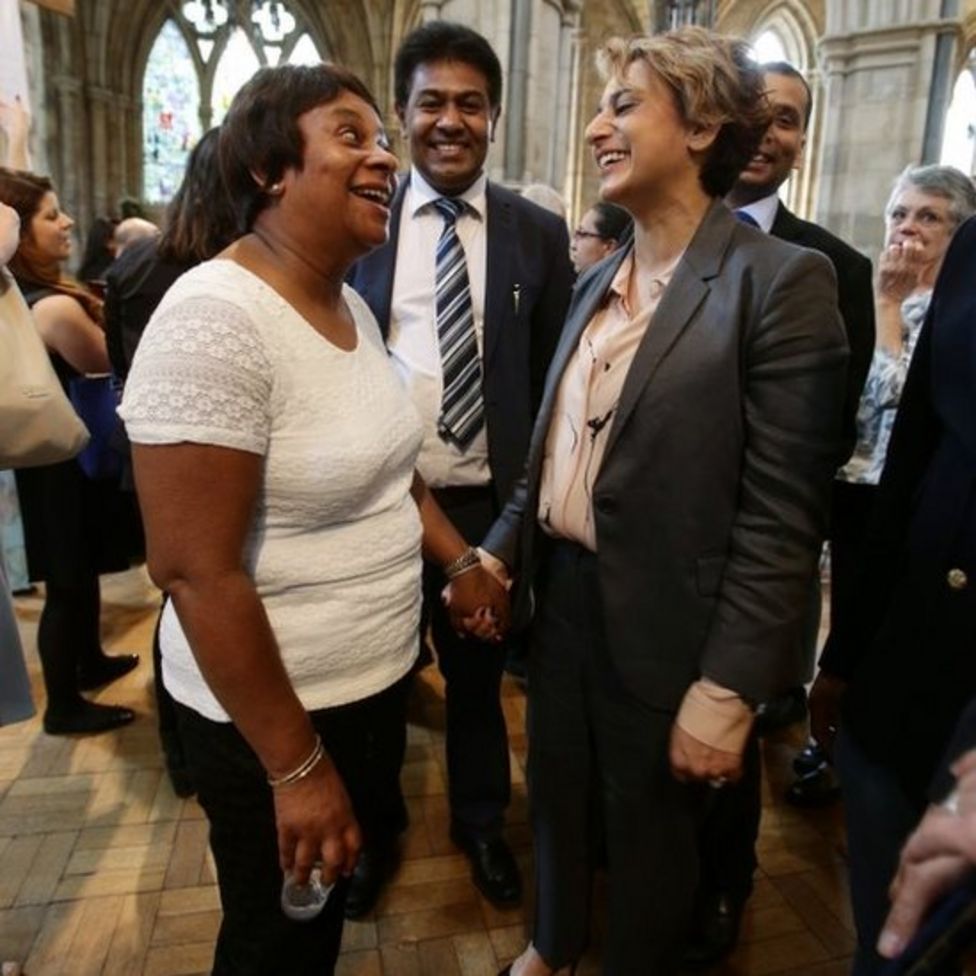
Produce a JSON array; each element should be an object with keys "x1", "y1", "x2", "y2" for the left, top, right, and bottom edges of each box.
[
  {"x1": 442, "y1": 565, "x2": 511, "y2": 641},
  {"x1": 809, "y1": 671, "x2": 847, "y2": 760},
  {"x1": 669, "y1": 724, "x2": 743, "y2": 786},
  {"x1": 273, "y1": 754, "x2": 362, "y2": 886},
  {"x1": 877, "y1": 241, "x2": 925, "y2": 304}
]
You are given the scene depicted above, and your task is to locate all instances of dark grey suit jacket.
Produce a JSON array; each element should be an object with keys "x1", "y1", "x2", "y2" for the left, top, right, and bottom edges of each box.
[
  {"x1": 347, "y1": 176, "x2": 574, "y2": 508},
  {"x1": 483, "y1": 201, "x2": 850, "y2": 710},
  {"x1": 770, "y1": 202, "x2": 875, "y2": 458}
]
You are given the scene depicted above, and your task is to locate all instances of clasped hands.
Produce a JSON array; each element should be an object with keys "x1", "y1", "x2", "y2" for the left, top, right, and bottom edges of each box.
[{"x1": 441, "y1": 548, "x2": 511, "y2": 642}]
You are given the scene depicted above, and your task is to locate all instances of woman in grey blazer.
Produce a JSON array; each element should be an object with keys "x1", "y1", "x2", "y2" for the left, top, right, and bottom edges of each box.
[{"x1": 464, "y1": 26, "x2": 850, "y2": 976}]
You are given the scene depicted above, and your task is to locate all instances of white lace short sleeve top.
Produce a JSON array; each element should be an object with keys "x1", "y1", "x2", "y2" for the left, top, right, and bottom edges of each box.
[{"x1": 119, "y1": 260, "x2": 424, "y2": 721}]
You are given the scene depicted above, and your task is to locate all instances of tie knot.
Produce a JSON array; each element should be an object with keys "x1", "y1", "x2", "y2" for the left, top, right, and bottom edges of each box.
[{"x1": 433, "y1": 197, "x2": 465, "y2": 225}]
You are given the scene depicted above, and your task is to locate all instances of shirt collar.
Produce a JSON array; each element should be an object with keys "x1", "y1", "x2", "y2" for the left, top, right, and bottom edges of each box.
[
  {"x1": 607, "y1": 248, "x2": 682, "y2": 318},
  {"x1": 734, "y1": 192, "x2": 780, "y2": 234},
  {"x1": 407, "y1": 166, "x2": 487, "y2": 221}
]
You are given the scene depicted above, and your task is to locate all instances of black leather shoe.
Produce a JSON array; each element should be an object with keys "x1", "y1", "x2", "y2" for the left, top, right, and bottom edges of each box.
[
  {"x1": 451, "y1": 829, "x2": 522, "y2": 907},
  {"x1": 682, "y1": 892, "x2": 745, "y2": 968},
  {"x1": 792, "y1": 740, "x2": 827, "y2": 777},
  {"x1": 78, "y1": 653, "x2": 140, "y2": 691},
  {"x1": 344, "y1": 845, "x2": 398, "y2": 919},
  {"x1": 786, "y1": 765, "x2": 841, "y2": 807},
  {"x1": 43, "y1": 701, "x2": 135, "y2": 736}
]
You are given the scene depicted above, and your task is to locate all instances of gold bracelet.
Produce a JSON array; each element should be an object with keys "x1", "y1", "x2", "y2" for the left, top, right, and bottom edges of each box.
[
  {"x1": 444, "y1": 546, "x2": 480, "y2": 580},
  {"x1": 267, "y1": 735, "x2": 324, "y2": 789}
]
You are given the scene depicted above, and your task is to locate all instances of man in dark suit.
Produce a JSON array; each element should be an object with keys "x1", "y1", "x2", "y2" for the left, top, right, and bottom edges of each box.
[
  {"x1": 812, "y1": 216, "x2": 976, "y2": 976},
  {"x1": 684, "y1": 61, "x2": 876, "y2": 966},
  {"x1": 346, "y1": 21, "x2": 573, "y2": 916}
]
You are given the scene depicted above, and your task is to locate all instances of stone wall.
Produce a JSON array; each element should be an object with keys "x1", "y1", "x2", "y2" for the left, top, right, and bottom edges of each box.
[{"x1": 15, "y1": 0, "x2": 972, "y2": 249}]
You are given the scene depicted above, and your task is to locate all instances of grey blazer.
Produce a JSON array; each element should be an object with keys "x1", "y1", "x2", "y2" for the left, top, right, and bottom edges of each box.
[{"x1": 483, "y1": 200, "x2": 850, "y2": 710}]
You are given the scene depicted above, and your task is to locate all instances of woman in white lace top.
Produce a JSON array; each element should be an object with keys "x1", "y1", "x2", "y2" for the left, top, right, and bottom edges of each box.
[{"x1": 119, "y1": 64, "x2": 507, "y2": 976}]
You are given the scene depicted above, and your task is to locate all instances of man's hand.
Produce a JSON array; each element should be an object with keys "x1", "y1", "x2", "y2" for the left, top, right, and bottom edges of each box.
[
  {"x1": 878, "y1": 748, "x2": 976, "y2": 959},
  {"x1": 809, "y1": 671, "x2": 847, "y2": 761},
  {"x1": 669, "y1": 723, "x2": 743, "y2": 786}
]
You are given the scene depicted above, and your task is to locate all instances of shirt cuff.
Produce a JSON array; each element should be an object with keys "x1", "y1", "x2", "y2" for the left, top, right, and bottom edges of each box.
[{"x1": 676, "y1": 678, "x2": 755, "y2": 753}]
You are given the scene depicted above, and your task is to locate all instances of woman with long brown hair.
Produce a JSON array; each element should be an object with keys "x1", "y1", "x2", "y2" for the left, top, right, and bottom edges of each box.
[{"x1": 2, "y1": 167, "x2": 138, "y2": 735}]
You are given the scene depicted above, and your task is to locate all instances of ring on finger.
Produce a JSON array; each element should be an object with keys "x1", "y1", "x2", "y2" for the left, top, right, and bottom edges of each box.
[{"x1": 709, "y1": 776, "x2": 729, "y2": 789}]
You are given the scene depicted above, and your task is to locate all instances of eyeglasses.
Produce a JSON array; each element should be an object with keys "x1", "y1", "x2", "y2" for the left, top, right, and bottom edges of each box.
[{"x1": 572, "y1": 227, "x2": 606, "y2": 241}]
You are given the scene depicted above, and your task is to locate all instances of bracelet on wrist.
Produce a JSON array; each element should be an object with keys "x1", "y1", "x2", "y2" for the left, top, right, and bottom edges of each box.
[
  {"x1": 443, "y1": 546, "x2": 481, "y2": 580},
  {"x1": 267, "y1": 735, "x2": 324, "y2": 789}
]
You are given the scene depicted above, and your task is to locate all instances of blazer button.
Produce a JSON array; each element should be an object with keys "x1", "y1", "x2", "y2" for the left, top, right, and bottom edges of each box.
[
  {"x1": 947, "y1": 568, "x2": 969, "y2": 590},
  {"x1": 595, "y1": 495, "x2": 617, "y2": 515}
]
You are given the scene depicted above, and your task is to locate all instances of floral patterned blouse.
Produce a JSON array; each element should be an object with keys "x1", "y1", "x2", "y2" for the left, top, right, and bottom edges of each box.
[{"x1": 838, "y1": 289, "x2": 931, "y2": 486}]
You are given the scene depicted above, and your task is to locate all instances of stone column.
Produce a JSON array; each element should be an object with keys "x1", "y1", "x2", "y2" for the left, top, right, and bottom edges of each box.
[{"x1": 815, "y1": 0, "x2": 962, "y2": 254}]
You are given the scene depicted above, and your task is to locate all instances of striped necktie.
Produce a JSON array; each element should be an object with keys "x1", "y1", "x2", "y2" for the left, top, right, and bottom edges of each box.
[{"x1": 432, "y1": 197, "x2": 484, "y2": 451}]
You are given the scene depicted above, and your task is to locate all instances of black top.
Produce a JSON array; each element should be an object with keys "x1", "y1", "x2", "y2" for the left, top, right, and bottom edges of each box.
[{"x1": 104, "y1": 236, "x2": 190, "y2": 380}]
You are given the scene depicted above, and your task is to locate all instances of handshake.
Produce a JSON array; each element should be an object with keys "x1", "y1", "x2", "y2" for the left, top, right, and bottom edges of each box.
[{"x1": 441, "y1": 547, "x2": 512, "y2": 643}]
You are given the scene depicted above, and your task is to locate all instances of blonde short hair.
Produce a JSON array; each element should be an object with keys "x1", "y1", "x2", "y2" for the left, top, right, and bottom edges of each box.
[{"x1": 596, "y1": 27, "x2": 771, "y2": 198}]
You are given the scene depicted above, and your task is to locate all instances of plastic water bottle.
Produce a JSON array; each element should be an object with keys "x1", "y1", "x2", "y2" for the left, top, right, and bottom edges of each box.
[{"x1": 280, "y1": 866, "x2": 333, "y2": 921}]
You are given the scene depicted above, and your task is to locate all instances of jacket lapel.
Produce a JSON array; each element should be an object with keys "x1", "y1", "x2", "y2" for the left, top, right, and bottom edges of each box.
[
  {"x1": 769, "y1": 201, "x2": 801, "y2": 243},
  {"x1": 602, "y1": 199, "x2": 734, "y2": 462},
  {"x1": 483, "y1": 183, "x2": 512, "y2": 375}
]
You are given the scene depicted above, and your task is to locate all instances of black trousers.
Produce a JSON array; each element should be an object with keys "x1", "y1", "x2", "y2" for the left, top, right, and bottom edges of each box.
[
  {"x1": 423, "y1": 484, "x2": 510, "y2": 840},
  {"x1": 694, "y1": 731, "x2": 762, "y2": 903},
  {"x1": 174, "y1": 677, "x2": 409, "y2": 976},
  {"x1": 527, "y1": 540, "x2": 705, "y2": 974}
]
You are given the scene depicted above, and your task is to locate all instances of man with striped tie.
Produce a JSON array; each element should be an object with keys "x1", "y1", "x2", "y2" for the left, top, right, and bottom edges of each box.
[{"x1": 347, "y1": 21, "x2": 574, "y2": 917}]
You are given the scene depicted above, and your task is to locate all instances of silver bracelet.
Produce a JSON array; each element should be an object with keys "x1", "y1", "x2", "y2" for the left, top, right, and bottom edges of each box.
[
  {"x1": 444, "y1": 546, "x2": 481, "y2": 580},
  {"x1": 267, "y1": 735, "x2": 324, "y2": 789}
]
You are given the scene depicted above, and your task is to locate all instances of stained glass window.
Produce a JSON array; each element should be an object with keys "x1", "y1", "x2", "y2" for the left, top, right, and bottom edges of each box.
[
  {"x1": 212, "y1": 28, "x2": 262, "y2": 125},
  {"x1": 143, "y1": 20, "x2": 201, "y2": 204},
  {"x1": 142, "y1": 2, "x2": 325, "y2": 203}
]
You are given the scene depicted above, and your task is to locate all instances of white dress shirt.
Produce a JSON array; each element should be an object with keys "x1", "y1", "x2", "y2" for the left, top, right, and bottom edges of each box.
[
  {"x1": 735, "y1": 192, "x2": 779, "y2": 233},
  {"x1": 387, "y1": 167, "x2": 491, "y2": 488}
]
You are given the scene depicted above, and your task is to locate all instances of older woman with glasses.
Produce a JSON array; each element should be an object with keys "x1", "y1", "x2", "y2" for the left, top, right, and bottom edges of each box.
[{"x1": 467, "y1": 26, "x2": 849, "y2": 975}]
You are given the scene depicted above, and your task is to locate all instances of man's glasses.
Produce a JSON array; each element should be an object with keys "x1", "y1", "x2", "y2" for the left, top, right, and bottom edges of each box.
[{"x1": 572, "y1": 227, "x2": 605, "y2": 240}]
